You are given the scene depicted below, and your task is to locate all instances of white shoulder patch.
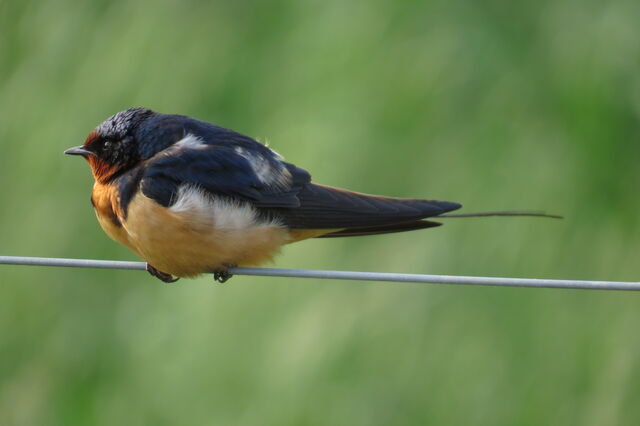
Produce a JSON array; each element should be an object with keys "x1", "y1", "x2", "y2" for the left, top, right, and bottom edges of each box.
[
  {"x1": 160, "y1": 135, "x2": 291, "y2": 190},
  {"x1": 233, "y1": 146, "x2": 292, "y2": 189},
  {"x1": 173, "y1": 133, "x2": 208, "y2": 150},
  {"x1": 152, "y1": 133, "x2": 208, "y2": 160}
]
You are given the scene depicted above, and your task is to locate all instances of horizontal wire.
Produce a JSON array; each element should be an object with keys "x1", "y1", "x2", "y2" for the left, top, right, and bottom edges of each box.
[{"x1": 1, "y1": 255, "x2": 638, "y2": 291}]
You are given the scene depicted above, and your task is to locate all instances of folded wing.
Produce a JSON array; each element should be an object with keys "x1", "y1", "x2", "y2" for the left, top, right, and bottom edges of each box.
[
  {"x1": 266, "y1": 183, "x2": 461, "y2": 237},
  {"x1": 137, "y1": 128, "x2": 461, "y2": 238}
]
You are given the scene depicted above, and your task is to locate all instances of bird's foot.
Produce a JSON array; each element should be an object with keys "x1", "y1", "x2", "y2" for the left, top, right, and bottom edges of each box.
[
  {"x1": 146, "y1": 263, "x2": 180, "y2": 283},
  {"x1": 213, "y1": 264, "x2": 236, "y2": 283}
]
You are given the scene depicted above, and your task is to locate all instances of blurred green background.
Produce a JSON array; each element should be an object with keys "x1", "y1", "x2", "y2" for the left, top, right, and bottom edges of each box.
[{"x1": 1, "y1": 0, "x2": 639, "y2": 424}]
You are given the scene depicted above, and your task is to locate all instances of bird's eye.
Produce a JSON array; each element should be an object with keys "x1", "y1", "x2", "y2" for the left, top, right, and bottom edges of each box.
[{"x1": 103, "y1": 140, "x2": 113, "y2": 150}]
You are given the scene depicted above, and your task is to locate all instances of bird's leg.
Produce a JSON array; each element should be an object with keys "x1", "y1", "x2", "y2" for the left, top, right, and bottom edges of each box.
[
  {"x1": 213, "y1": 263, "x2": 236, "y2": 283},
  {"x1": 146, "y1": 263, "x2": 180, "y2": 283}
]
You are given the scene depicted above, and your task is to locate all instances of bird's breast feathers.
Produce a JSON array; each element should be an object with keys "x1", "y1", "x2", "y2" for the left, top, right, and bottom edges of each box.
[
  {"x1": 91, "y1": 181, "x2": 134, "y2": 252},
  {"x1": 92, "y1": 181, "x2": 293, "y2": 277}
]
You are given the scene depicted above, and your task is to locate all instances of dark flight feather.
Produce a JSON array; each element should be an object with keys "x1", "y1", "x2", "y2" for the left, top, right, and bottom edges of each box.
[
  {"x1": 439, "y1": 211, "x2": 562, "y2": 219},
  {"x1": 315, "y1": 220, "x2": 443, "y2": 238},
  {"x1": 267, "y1": 184, "x2": 461, "y2": 229}
]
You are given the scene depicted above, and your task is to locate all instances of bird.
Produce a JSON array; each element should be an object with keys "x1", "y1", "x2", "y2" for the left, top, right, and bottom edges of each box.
[{"x1": 65, "y1": 108, "x2": 557, "y2": 283}]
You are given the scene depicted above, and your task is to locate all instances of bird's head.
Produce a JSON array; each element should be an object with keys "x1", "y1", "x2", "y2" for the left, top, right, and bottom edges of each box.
[{"x1": 65, "y1": 107, "x2": 183, "y2": 183}]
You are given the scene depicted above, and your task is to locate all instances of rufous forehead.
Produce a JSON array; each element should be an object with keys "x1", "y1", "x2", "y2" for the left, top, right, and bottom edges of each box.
[{"x1": 83, "y1": 129, "x2": 101, "y2": 147}]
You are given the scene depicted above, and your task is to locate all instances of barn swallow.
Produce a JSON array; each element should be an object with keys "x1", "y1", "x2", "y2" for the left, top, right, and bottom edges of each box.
[{"x1": 66, "y1": 108, "x2": 556, "y2": 283}]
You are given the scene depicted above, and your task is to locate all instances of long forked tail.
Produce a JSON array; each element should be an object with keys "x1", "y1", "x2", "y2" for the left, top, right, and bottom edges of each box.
[
  {"x1": 274, "y1": 183, "x2": 560, "y2": 239},
  {"x1": 314, "y1": 210, "x2": 562, "y2": 238},
  {"x1": 439, "y1": 211, "x2": 563, "y2": 219}
]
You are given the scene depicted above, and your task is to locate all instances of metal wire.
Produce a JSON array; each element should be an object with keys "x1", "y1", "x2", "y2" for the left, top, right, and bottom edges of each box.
[{"x1": 1, "y1": 255, "x2": 638, "y2": 290}]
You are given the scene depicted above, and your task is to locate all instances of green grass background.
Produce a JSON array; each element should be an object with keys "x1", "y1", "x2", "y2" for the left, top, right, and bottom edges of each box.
[{"x1": 1, "y1": 0, "x2": 640, "y2": 424}]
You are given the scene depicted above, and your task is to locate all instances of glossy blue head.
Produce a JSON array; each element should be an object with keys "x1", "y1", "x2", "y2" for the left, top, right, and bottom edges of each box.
[{"x1": 65, "y1": 108, "x2": 186, "y2": 182}]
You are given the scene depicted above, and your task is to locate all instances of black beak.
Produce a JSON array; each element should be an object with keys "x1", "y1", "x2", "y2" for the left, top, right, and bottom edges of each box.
[{"x1": 64, "y1": 146, "x2": 93, "y2": 157}]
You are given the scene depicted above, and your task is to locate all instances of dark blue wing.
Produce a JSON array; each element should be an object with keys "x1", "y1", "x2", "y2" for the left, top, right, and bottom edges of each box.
[{"x1": 140, "y1": 144, "x2": 310, "y2": 208}]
